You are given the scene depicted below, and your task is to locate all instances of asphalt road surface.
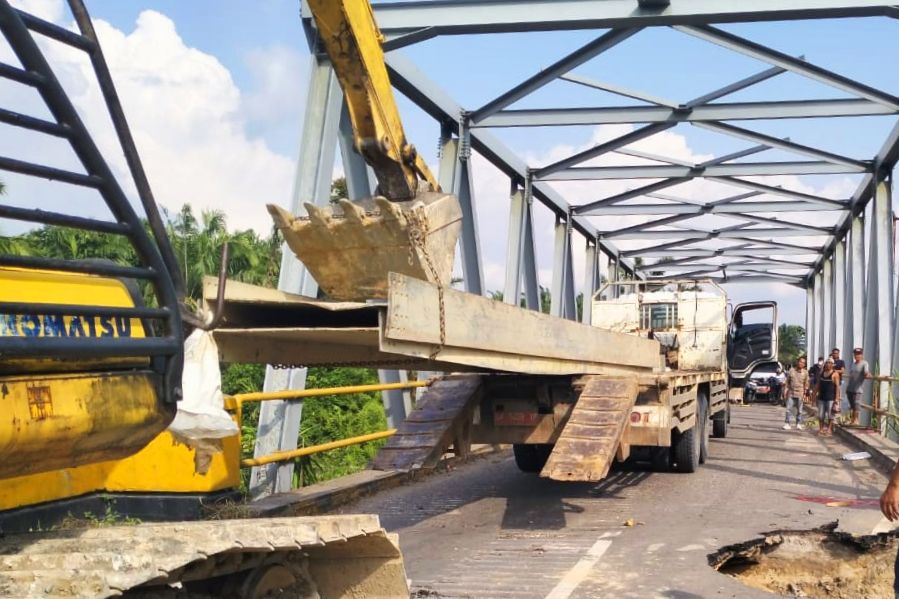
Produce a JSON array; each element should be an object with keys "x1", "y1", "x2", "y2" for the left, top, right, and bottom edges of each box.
[{"x1": 338, "y1": 405, "x2": 892, "y2": 598}]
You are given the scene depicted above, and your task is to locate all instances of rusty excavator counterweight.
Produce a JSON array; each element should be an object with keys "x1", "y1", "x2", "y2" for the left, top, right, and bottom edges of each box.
[{"x1": 267, "y1": 0, "x2": 462, "y2": 301}]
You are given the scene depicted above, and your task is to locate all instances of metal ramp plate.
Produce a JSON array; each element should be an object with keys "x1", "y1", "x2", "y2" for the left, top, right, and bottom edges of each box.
[
  {"x1": 540, "y1": 376, "x2": 639, "y2": 482},
  {"x1": 372, "y1": 375, "x2": 482, "y2": 471}
]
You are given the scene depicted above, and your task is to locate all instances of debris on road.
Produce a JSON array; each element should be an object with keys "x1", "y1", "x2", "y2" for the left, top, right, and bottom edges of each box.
[{"x1": 841, "y1": 451, "x2": 872, "y2": 461}]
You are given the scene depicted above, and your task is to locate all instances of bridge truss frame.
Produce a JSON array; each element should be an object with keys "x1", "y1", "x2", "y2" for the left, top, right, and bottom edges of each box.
[{"x1": 252, "y1": 0, "x2": 899, "y2": 493}]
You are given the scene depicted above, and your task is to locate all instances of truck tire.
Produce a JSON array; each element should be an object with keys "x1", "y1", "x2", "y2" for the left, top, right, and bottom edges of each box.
[
  {"x1": 712, "y1": 403, "x2": 728, "y2": 438},
  {"x1": 513, "y1": 444, "x2": 553, "y2": 473},
  {"x1": 672, "y1": 398, "x2": 705, "y2": 473},
  {"x1": 698, "y1": 393, "x2": 711, "y2": 464}
]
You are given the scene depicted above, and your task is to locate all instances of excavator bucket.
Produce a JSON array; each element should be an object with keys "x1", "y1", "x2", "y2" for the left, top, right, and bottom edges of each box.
[{"x1": 268, "y1": 192, "x2": 461, "y2": 301}]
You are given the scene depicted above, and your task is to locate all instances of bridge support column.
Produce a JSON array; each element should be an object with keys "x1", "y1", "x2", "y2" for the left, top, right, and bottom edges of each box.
[
  {"x1": 582, "y1": 237, "x2": 601, "y2": 324},
  {"x1": 252, "y1": 57, "x2": 342, "y2": 498},
  {"x1": 822, "y1": 258, "x2": 833, "y2": 355},
  {"x1": 862, "y1": 178, "x2": 895, "y2": 431},
  {"x1": 847, "y1": 215, "x2": 865, "y2": 352},
  {"x1": 814, "y1": 270, "x2": 825, "y2": 361},
  {"x1": 805, "y1": 284, "x2": 815, "y2": 360},
  {"x1": 832, "y1": 239, "x2": 847, "y2": 361},
  {"x1": 551, "y1": 213, "x2": 576, "y2": 319},
  {"x1": 438, "y1": 125, "x2": 484, "y2": 295},
  {"x1": 504, "y1": 179, "x2": 539, "y2": 310}
]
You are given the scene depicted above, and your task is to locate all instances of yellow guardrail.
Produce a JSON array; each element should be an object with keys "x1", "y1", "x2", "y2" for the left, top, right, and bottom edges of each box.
[
  {"x1": 226, "y1": 379, "x2": 430, "y2": 468},
  {"x1": 241, "y1": 429, "x2": 397, "y2": 467}
]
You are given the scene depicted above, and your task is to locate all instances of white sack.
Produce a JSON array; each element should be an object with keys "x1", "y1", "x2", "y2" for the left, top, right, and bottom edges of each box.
[{"x1": 168, "y1": 329, "x2": 239, "y2": 440}]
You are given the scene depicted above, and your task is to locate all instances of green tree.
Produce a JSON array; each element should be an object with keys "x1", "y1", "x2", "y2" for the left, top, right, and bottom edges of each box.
[
  {"x1": 329, "y1": 177, "x2": 348, "y2": 203},
  {"x1": 778, "y1": 324, "x2": 806, "y2": 367}
]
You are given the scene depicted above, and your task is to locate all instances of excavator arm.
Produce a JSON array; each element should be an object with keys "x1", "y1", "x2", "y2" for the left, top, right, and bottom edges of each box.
[
  {"x1": 266, "y1": 0, "x2": 463, "y2": 301},
  {"x1": 307, "y1": 0, "x2": 438, "y2": 200}
]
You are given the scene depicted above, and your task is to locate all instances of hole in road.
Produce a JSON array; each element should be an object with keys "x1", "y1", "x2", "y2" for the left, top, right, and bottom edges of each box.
[{"x1": 708, "y1": 522, "x2": 899, "y2": 599}]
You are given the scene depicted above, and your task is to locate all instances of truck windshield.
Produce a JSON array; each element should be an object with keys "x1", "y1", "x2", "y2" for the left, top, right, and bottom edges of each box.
[{"x1": 640, "y1": 303, "x2": 678, "y2": 330}]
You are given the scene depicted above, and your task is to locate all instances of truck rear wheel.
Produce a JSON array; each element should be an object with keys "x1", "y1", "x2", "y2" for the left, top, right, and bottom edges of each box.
[
  {"x1": 712, "y1": 403, "x2": 729, "y2": 438},
  {"x1": 672, "y1": 398, "x2": 706, "y2": 473},
  {"x1": 513, "y1": 443, "x2": 553, "y2": 473}
]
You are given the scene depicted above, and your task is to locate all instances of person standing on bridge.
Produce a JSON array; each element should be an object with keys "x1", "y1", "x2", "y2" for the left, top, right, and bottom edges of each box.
[
  {"x1": 816, "y1": 358, "x2": 840, "y2": 436},
  {"x1": 845, "y1": 347, "x2": 872, "y2": 426},
  {"x1": 782, "y1": 356, "x2": 809, "y2": 430}
]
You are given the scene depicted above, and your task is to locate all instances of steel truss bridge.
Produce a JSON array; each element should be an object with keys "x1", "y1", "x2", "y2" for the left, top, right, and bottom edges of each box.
[{"x1": 248, "y1": 0, "x2": 899, "y2": 495}]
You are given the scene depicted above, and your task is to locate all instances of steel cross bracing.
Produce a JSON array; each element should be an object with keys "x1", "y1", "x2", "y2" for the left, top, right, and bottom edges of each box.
[
  {"x1": 252, "y1": 1, "x2": 899, "y2": 494},
  {"x1": 368, "y1": 4, "x2": 898, "y2": 420}
]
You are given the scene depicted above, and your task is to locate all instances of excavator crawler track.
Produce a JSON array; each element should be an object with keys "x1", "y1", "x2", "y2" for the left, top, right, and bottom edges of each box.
[{"x1": 0, "y1": 515, "x2": 408, "y2": 598}]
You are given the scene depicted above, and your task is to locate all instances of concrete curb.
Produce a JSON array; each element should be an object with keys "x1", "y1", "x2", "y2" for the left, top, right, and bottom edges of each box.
[
  {"x1": 833, "y1": 425, "x2": 899, "y2": 475},
  {"x1": 248, "y1": 445, "x2": 505, "y2": 518},
  {"x1": 801, "y1": 402, "x2": 899, "y2": 475}
]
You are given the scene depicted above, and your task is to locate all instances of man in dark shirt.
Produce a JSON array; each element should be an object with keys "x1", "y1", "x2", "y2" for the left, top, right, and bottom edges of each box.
[{"x1": 831, "y1": 348, "x2": 846, "y2": 374}]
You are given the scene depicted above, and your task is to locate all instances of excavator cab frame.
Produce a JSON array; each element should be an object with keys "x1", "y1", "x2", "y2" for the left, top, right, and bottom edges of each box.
[{"x1": 0, "y1": 0, "x2": 184, "y2": 404}]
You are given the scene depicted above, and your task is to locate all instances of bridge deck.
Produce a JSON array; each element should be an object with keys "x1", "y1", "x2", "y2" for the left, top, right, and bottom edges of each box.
[{"x1": 335, "y1": 405, "x2": 891, "y2": 598}]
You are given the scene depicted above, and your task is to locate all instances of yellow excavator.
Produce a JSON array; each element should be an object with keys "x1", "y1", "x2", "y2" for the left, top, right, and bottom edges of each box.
[{"x1": 0, "y1": 0, "x2": 457, "y2": 595}]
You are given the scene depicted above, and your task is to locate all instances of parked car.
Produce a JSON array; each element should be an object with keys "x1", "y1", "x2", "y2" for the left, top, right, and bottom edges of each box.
[{"x1": 748, "y1": 362, "x2": 783, "y2": 403}]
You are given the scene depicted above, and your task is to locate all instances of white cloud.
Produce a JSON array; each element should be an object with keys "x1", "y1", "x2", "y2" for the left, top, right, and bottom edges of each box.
[{"x1": 3, "y1": 1, "x2": 295, "y2": 234}]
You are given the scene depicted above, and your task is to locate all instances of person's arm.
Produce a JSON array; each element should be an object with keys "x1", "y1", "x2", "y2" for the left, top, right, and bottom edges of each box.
[
  {"x1": 881, "y1": 460, "x2": 899, "y2": 521},
  {"x1": 834, "y1": 373, "x2": 841, "y2": 403}
]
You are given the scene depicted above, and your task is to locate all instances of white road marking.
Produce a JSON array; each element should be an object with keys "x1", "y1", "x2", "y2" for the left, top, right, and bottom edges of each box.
[
  {"x1": 646, "y1": 543, "x2": 665, "y2": 553},
  {"x1": 544, "y1": 533, "x2": 617, "y2": 599},
  {"x1": 676, "y1": 543, "x2": 705, "y2": 552}
]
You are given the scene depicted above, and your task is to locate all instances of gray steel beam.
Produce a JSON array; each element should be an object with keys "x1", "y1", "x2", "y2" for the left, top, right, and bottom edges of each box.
[
  {"x1": 559, "y1": 73, "x2": 679, "y2": 108},
  {"x1": 439, "y1": 133, "x2": 485, "y2": 295},
  {"x1": 847, "y1": 216, "x2": 865, "y2": 350},
  {"x1": 724, "y1": 213, "x2": 834, "y2": 234},
  {"x1": 504, "y1": 181, "x2": 540, "y2": 310},
  {"x1": 686, "y1": 65, "x2": 785, "y2": 107},
  {"x1": 822, "y1": 258, "x2": 834, "y2": 355},
  {"x1": 534, "y1": 122, "x2": 675, "y2": 178},
  {"x1": 551, "y1": 215, "x2": 577, "y2": 319},
  {"x1": 385, "y1": 51, "x2": 638, "y2": 272},
  {"x1": 833, "y1": 238, "x2": 846, "y2": 358},
  {"x1": 542, "y1": 161, "x2": 865, "y2": 181},
  {"x1": 582, "y1": 239, "x2": 600, "y2": 324},
  {"x1": 373, "y1": 1, "x2": 894, "y2": 36},
  {"x1": 694, "y1": 121, "x2": 867, "y2": 169},
  {"x1": 676, "y1": 25, "x2": 899, "y2": 109},
  {"x1": 873, "y1": 180, "x2": 895, "y2": 421},
  {"x1": 474, "y1": 99, "x2": 896, "y2": 128},
  {"x1": 632, "y1": 247, "x2": 820, "y2": 258},
  {"x1": 710, "y1": 177, "x2": 848, "y2": 209},
  {"x1": 585, "y1": 200, "x2": 847, "y2": 216},
  {"x1": 252, "y1": 56, "x2": 341, "y2": 499},
  {"x1": 808, "y1": 122, "x2": 899, "y2": 284},
  {"x1": 469, "y1": 28, "x2": 638, "y2": 123},
  {"x1": 806, "y1": 284, "x2": 815, "y2": 359},
  {"x1": 379, "y1": 369, "x2": 413, "y2": 429},
  {"x1": 814, "y1": 270, "x2": 825, "y2": 360},
  {"x1": 599, "y1": 228, "x2": 833, "y2": 240}
]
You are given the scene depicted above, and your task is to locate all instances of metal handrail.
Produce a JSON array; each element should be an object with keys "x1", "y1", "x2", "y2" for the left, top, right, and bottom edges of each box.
[
  {"x1": 226, "y1": 380, "x2": 428, "y2": 468},
  {"x1": 240, "y1": 430, "x2": 397, "y2": 467}
]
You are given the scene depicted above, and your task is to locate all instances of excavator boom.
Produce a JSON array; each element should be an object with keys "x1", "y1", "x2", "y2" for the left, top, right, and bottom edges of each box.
[
  {"x1": 267, "y1": 0, "x2": 462, "y2": 301},
  {"x1": 307, "y1": 0, "x2": 438, "y2": 200}
]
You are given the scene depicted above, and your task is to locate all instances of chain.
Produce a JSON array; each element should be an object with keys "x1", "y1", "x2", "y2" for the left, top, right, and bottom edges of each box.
[
  {"x1": 273, "y1": 358, "x2": 428, "y2": 370},
  {"x1": 406, "y1": 204, "x2": 447, "y2": 361}
]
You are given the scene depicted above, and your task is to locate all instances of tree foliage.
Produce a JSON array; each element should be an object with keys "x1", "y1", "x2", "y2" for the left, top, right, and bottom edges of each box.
[{"x1": 778, "y1": 323, "x2": 807, "y2": 367}]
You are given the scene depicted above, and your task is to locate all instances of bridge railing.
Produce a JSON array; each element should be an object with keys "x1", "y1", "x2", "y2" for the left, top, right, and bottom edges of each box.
[{"x1": 224, "y1": 380, "x2": 430, "y2": 469}]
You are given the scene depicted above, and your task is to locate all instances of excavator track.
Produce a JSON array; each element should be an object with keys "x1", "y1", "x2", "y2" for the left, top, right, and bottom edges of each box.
[{"x1": 0, "y1": 515, "x2": 408, "y2": 598}]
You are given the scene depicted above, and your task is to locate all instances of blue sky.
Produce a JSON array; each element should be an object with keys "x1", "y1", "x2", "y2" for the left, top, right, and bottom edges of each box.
[{"x1": 7, "y1": 1, "x2": 899, "y2": 327}]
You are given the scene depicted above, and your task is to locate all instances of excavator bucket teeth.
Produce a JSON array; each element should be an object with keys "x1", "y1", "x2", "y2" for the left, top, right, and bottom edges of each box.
[{"x1": 268, "y1": 192, "x2": 462, "y2": 301}]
